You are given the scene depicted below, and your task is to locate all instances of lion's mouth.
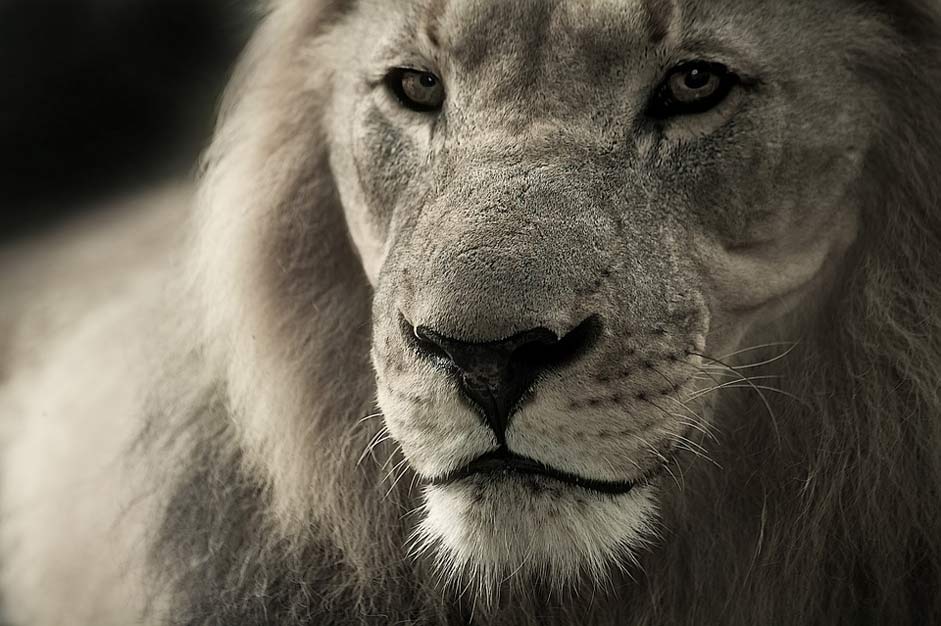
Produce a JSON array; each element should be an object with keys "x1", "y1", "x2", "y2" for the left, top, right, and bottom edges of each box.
[{"x1": 427, "y1": 449, "x2": 642, "y2": 496}]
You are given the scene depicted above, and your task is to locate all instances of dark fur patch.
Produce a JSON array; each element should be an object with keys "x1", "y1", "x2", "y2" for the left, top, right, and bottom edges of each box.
[
  {"x1": 451, "y1": 0, "x2": 556, "y2": 88},
  {"x1": 357, "y1": 106, "x2": 416, "y2": 227},
  {"x1": 644, "y1": 0, "x2": 674, "y2": 44},
  {"x1": 423, "y1": 0, "x2": 449, "y2": 48}
]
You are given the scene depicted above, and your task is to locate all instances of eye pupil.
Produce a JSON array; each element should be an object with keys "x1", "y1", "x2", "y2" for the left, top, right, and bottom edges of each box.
[
  {"x1": 419, "y1": 74, "x2": 438, "y2": 88},
  {"x1": 684, "y1": 69, "x2": 710, "y2": 90}
]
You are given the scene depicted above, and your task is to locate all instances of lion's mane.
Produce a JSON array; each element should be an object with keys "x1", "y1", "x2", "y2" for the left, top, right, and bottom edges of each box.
[{"x1": 148, "y1": 1, "x2": 941, "y2": 624}]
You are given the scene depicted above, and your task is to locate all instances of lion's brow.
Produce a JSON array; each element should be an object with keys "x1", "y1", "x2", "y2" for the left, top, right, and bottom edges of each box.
[
  {"x1": 645, "y1": 0, "x2": 676, "y2": 45},
  {"x1": 423, "y1": 0, "x2": 449, "y2": 49}
]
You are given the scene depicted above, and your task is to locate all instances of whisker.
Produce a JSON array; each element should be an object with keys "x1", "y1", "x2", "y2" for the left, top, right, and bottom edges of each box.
[
  {"x1": 670, "y1": 432, "x2": 721, "y2": 468},
  {"x1": 694, "y1": 383, "x2": 809, "y2": 406},
  {"x1": 356, "y1": 411, "x2": 384, "y2": 425},
  {"x1": 634, "y1": 434, "x2": 682, "y2": 489},
  {"x1": 673, "y1": 415, "x2": 716, "y2": 442},
  {"x1": 662, "y1": 460, "x2": 683, "y2": 489},
  {"x1": 408, "y1": 470, "x2": 422, "y2": 497},
  {"x1": 718, "y1": 341, "x2": 798, "y2": 361},
  {"x1": 382, "y1": 457, "x2": 411, "y2": 485},
  {"x1": 729, "y1": 342, "x2": 801, "y2": 370},
  {"x1": 664, "y1": 395, "x2": 716, "y2": 428},
  {"x1": 382, "y1": 454, "x2": 417, "y2": 502},
  {"x1": 379, "y1": 444, "x2": 404, "y2": 471},
  {"x1": 356, "y1": 426, "x2": 392, "y2": 467},
  {"x1": 674, "y1": 359, "x2": 729, "y2": 387},
  {"x1": 640, "y1": 396, "x2": 715, "y2": 443},
  {"x1": 684, "y1": 376, "x2": 784, "y2": 402},
  {"x1": 688, "y1": 351, "x2": 782, "y2": 445},
  {"x1": 384, "y1": 463, "x2": 413, "y2": 500}
]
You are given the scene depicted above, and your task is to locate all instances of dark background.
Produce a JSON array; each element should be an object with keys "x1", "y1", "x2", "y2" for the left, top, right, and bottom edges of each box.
[{"x1": 0, "y1": 0, "x2": 254, "y2": 239}]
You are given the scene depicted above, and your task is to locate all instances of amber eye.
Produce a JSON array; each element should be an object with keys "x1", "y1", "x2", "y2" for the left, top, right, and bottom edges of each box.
[
  {"x1": 647, "y1": 61, "x2": 738, "y2": 119},
  {"x1": 385, "y1": 68, "x2": 446, "y2": 112}
]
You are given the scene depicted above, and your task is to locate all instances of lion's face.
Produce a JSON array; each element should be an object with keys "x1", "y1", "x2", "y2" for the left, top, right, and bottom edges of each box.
[{"x1": 320, "y1": 0, "x2": 878, "y2": 588}]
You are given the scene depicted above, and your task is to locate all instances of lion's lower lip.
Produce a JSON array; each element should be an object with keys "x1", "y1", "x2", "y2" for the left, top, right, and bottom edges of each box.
[{"x1": 427, "y1": 449, "x2": 639, "y2": 496}]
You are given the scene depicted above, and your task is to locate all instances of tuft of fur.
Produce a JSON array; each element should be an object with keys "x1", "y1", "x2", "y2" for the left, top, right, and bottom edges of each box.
[{"x1": 410, "y1": 482, "x2": 658, "y2": 604}]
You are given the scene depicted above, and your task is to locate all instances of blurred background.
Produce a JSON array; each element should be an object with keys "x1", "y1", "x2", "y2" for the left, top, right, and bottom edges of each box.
[{"x1": 0, "y1": 0, "x2": 255, "y2": 240}]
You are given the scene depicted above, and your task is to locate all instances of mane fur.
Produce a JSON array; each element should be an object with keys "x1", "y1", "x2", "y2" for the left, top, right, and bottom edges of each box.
[{"x1": 149, "y1": 1, "x2": 941, "y2": 623}]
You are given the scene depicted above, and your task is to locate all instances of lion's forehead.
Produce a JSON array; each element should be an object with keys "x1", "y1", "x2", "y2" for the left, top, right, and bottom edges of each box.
[
  {"x1": 440, "y1": 0, "x2": 666, "y2": 66},
  {"x1": 355, "y1": 0, "x2": 880, "y2": 75}
]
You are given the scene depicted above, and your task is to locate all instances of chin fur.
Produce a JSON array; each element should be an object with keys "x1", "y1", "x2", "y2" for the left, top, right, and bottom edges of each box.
[{"x1": 409, "y1": 475, "x2": 659, "y2": 602}]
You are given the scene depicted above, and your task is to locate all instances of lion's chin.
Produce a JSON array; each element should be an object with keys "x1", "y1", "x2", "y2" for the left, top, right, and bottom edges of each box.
[{"x1": 410, "y1": 475, "x2": 658, "y2": 598}]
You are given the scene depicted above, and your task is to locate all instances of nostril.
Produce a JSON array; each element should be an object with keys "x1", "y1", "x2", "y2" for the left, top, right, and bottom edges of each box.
[
  {"x1": 399, "y1": 313, "x2": 602, "y2": 441},
  {"x1": 412, "y1": 325, "x2": 453, "y2": 363},
  {"x1": 514, "y1": 315, "x2": 601, "y2": 372}
]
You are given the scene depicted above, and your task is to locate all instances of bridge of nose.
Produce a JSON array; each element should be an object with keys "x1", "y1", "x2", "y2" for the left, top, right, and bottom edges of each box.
[{"x1": 403, "y1": 164, "x2": 616, "y2": 342}]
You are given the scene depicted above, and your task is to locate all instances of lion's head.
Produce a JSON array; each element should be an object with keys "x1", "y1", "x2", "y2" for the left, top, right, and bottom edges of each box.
[
  {"x1": 325, "y1": 0, "x2": 878, "y2": 585},
  {"x1": 190, "y1": 0, "x2": 941, "y2": 617}
]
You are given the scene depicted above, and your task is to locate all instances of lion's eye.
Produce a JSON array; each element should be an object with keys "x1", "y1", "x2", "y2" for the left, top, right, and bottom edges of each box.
[
  {"x1": 385, "y1": 68, "x2": 445, "y2": 113},
  {"x1": 647, "y1": 61, "x2": 738, "y2": 119}
]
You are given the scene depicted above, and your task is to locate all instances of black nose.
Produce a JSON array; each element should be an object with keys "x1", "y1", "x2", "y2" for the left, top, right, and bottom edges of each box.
[{"x1": 407, "y1": 316, "x2": 601, "y2": 442}]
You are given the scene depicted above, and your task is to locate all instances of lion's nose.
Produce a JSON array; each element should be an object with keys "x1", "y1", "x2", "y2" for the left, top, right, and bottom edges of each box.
[{"x1": 409, "y1": 316, "x2": 601, "y2": 442}]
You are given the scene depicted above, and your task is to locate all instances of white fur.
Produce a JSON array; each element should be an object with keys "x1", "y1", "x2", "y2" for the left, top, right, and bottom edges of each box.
[{"x1": 412, "y1": 480, "x2": 658, "y2": 602}]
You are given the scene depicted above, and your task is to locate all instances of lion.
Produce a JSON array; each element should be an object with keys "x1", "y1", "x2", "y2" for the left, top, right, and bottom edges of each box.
[{"x1": 1, "y1": 0, "x2": 939, "y2": 624}]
